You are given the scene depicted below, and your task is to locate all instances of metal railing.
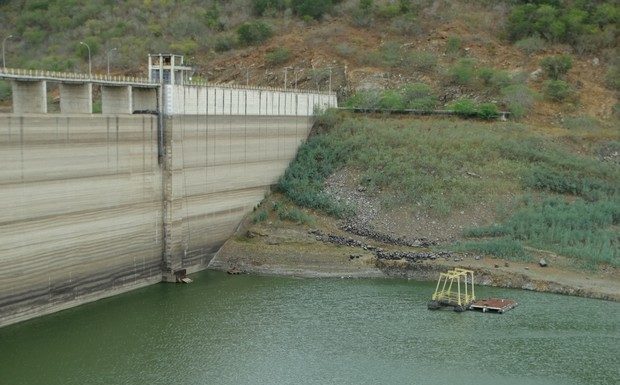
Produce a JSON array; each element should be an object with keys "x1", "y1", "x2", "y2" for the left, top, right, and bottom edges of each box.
[{"x1": 0, "y1": 67, "x2": 158, "y2": 87}]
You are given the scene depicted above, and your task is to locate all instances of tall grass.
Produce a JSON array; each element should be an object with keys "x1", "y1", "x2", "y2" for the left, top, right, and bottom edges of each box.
[{"x1": 278, "y1": 112, "x2": 619, "y2": 266}]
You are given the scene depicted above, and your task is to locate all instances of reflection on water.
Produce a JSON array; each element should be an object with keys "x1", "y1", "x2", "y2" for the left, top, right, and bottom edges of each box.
[{"x1": 0, "y1": 271, "x2": 618, "y2": 385}]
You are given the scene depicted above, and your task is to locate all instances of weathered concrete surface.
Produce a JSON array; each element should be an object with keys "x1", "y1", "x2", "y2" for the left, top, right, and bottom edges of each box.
[
  {"x1": 0, "y1": 113, "x2": 313, "y2": 327},
  {"x1": 102, "y1": 85, "x2": 132, "y2": 114},
  {"x1": 162, "y1": 115, "x2": 312, "y2": 275},
  {"x1": 11, "y1": 80, "x2": 47, "y2": 114},
  {"x1": 0, "y1": 115, "x2": 162, "y2": 327},
  {"x1": 132, "y1": 87, "x2": 158, "y2": 112},
  {"x1": 59, "y1": 83, "x2": 92, "y2": 114}
]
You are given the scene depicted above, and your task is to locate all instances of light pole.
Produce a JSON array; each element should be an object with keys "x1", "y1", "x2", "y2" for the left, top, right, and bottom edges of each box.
[
  {"x1": 79, "y1": 41, "x2": 91, "y2": 78},
  {"x1": 2, "y1": 34, "x2": 14, "y2": 70},
  {"x1": 106, "y1": 47, "x2": 117, "y2": 76}
]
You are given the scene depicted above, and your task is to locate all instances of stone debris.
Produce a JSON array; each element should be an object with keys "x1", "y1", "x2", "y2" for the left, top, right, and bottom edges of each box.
[
  {"x1": 340, "y1": 221, "x2": 437, "y2": 247},
  {"x1": 539, "y1": 258, "x2": 548, "y2": 267},
  {"x1": 309, "y1": 229, "x2": 455, "y2": 263}
]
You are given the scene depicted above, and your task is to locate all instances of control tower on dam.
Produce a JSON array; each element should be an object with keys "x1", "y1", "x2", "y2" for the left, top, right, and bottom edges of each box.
[{"x1": 0, "y1": 54, "x2": 337, "y2": 327}]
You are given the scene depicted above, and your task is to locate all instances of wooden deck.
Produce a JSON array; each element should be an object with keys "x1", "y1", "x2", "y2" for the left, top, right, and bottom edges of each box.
[{"x1": 469, "y1": 298, "x2": 518, "y2": 314}]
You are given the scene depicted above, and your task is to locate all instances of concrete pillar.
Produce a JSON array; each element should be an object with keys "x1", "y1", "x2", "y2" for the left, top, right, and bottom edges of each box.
[
  {"x1": 102, "y1": 85, "x2": 132, "y2": 114},
  {"x1": 59, "y1": 82, "x2": 92, "y2": 114},
  {"x1": 12, "y1": 80, "x2": 47, "y2": 114},
  {"x1": 131, "y1": 87, "x2": 157, "y2": 113}
]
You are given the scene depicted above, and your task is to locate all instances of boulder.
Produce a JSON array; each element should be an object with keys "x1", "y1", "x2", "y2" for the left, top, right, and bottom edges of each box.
[{"x1": 539, "y1": 258, "x2": 548, "y2": 267}]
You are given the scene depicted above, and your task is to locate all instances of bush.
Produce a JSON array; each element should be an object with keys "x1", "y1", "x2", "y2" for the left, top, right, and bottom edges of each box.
[
  {"x1": 214, "y1": 35, "x2": 235, "y2": 52},
  {"x1": 401, "y1": 83, "x2": 436, "y2": 110},
  {"x1": 292, "y1": 0, "x2": 333, "y2": 20},
  {"x1": 448, "y1": 59, "x2": 476, "y2": 86},
  {"x1": 409, "y1": 51, "x2": 437, "y2": 73},
  {"x1": 253, "y1": 0, "x2": 288, "y2": 16},
  {"x1": 378, "y1": 90, "x2": 405, "y2": 110},
  {"x1": 478, "y1": 67, "x2": 513, "y2": 92},
  {"x1": 514, "y1": 36, "x2": 547, "y2": 55},
  {"x1": 237, "y1": 21, "x2": 273, "y2": 46},
  {"x1": 478, "y1": 103, "x2": 499, "y2": 120},
  {"x1": 540, "y1": 55, "x2": 573, "y2": 80},
  {"x1": 501, "y1": 84, "x2": 536, "y2": 119},
  {"x1": 265, "y1": 47, "x2": 291, "y2": 66},
  {"x1": 445, "y1": 36, "x2": 462, "y2": 56},
  {"x1": 544, "y1": 80, "x2": 573, "y2": 102},
  {"x1": 605, "y1": 65, "x2": 620, "y2": 91},
  {"x1": 450, "y1": 98, "x2": 478, "y2": 117},
  {"x1": 345, "y1": 90, "x2": 381, "y2": 110},
  {"x1": 252, "y1": 210, "x2": 268, "y2": 223},
  {"x1": 506, "y1": 1, "x2": 619, "y2": 51}
]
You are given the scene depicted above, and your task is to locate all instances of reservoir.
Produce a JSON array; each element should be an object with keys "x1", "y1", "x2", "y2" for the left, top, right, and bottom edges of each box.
[{"x1": 0, "y1": 270, "x2": 618, "y2": 385}]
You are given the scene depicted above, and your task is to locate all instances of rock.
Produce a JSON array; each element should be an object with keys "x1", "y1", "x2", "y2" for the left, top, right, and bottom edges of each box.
[
  {"x1": 504, "y1": 262, "x2": 509, "y2": 267},
  {"x1": 592, "y1": 57, "x2": 599, "y2": 66},
  {"x1": 524, "y1": 266, "x2": 529, "y2": 270},
  {"x1": 539, "y1": 258, "x2": 548, "y2": 267},
  {"x1": 474, "y1": 255, "x2": 481, "y2": 260},
  {"x1": 494, "y1": 264, "x2": 500, "y2": 268},
  {"x1": 530, "y1": 68, "x2": 543, "y2": 81}
]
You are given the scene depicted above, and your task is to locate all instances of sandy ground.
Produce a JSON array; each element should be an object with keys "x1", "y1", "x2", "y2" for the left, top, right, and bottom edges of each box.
[{"x1": 209, "y1": 218, "x2": 620, "y2": 302}]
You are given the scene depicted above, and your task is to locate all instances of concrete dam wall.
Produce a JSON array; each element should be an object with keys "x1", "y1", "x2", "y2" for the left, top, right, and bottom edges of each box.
[{"x1": 0, "y1": 82, "x2": 335, "y2": 327}]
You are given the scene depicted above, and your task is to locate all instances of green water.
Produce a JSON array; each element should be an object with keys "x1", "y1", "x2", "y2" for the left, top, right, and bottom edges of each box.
[{"x1": 0, "y1": 271, "x2": 618, "y2": 385}]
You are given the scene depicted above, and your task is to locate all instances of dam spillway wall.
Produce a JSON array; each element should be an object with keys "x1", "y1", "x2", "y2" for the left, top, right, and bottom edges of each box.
[{"x1": 0, "y1": 83, "x2": 334, "y2": 327}]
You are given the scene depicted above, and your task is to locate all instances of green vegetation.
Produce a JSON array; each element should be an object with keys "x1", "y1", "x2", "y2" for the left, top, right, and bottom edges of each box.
[
  {"x1": 265, "y1": 47, "x2": 291, "y2": 66},
  {"x1": 540, "y1": 55, "x2": 573, "y2": 80},
  {"x1": 543, "y1": 79, "x2": 573, "y2": 102},
  {"x1": 237, "y1": 21, "x2": 273, "y2": 46},
  {"x1": 501, "y1": 85, "x2": 537, "y2": 119},
  {"x1": 292, "y1": 0, "x2": 333, "y2": 20},
  {"x1": 345, "y1": 83, "x2": 438, "y2": 111},
  {"x1": 447, "y1": 59, "x2": 476, "y2": 86},
  {"x1": 506, "y1": 1, "x2": 619, "y2": 53},
  {"x1": 0, "y1": 80, "x2": 11, "y2": 102},
  {"x1": 279, "y1": 112, "x2": 619, "y2": 266},
  {"x1": 449, "y1": 98, "x2": 499, "y2": 120}
]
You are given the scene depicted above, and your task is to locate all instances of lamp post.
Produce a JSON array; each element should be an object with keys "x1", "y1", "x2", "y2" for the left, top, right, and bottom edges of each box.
[
  {"x1": 79, "y1": 41, "x2": 91, "y2": 78},
  {"x1": 106, "y1": 47, "x2": 117, "y2": 76},
  {"x1": 2, "y1": 34, "x2": 14, "y2": 70}
]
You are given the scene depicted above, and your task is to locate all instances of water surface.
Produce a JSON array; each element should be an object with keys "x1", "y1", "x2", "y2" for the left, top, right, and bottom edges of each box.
[{"x1": 0, "y1": 271, "x2": 618, "y2": 385}]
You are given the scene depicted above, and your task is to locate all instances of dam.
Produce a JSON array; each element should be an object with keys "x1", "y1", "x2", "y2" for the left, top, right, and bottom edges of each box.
[{"x1": 0, "y1": 54, "x2": 336, "y2": 327}]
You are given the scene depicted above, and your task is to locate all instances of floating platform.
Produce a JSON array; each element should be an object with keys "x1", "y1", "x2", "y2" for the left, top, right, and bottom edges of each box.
[{"x1": 469, "y1": 298, "x2": 518, "y2": 314}]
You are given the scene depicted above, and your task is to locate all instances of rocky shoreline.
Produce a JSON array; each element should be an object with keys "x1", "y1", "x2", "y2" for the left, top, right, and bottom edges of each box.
[{"x1": 209, "y1": 220, "x2": 620, "y2": 302}]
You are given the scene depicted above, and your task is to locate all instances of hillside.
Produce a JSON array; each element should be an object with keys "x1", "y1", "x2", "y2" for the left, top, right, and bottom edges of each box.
[
  {"x1": 1, "y1": 0, "x2": 618, "y2": 125},
  {"x1": 1, "y1": 0, "x2": 619, "y2": 286}
]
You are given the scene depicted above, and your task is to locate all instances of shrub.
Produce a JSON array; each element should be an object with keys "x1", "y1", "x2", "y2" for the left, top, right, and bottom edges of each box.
[
  {"x1": 237, "y1": 21, "x2": 273, "y2": 46},
  {"x1": 214, "y1": 35, "x2": 235, "y2": 52},
  {"x1": 544, "y1": 80, "x2": 573, "y2": 102},
  {"x1": 450, "y1": 98, "x2": 478, "y2": 117},
  {"x1": 448, "y1": 59, "x2": 476, "y2": 86},
  {"x1": 514, "y1": 36, "x2": 547, "y2": 55},
  {"x1": 540, "y1": 55, "x2": 573, "y2": 80},
  {"x1": 605, "y1": 65, "x2": 620, "y2": 91},
  {"x1": 265, "y1": 47, "x2": 291, "y2": 66},
  {"x1": 379, "y1": 90, "x2": 405, "y2": 110},
  {"x1": 253, "y1": 0, "x2": 288, "y2": 16},
  {"x1": 389, "y1": 14, "x2": 422, "y2": 36},
  {"x1": 377, "y1": 4, "x2": 400, "y2": 19},
  {"x1": 409, "y1": 51, "x2": 437, "y2": 73},
  {"x1": 478, "y1": 103, "x2": 500, "y2": 120},
  {"x1": 501, "y1": 84, "x2": 536, "y2": 119},
  {"x1": 252, "y1": 210, "x2": 268, "y2": 223},
  {"x1": 335, "y1": 43, "x2": 356, "y2": 57},
  {"x1": 445, "y1": 36, "x2": 462, "y2": 56},
  {"x1": 344, "y1": 90, "x2": 381, "y2": 110},
  {"x1": 401, "y1": 83, "x2": 436, "y2": 110},
  {"x1": 292, "y1": 0, "x2": 333, "y2": 20}
]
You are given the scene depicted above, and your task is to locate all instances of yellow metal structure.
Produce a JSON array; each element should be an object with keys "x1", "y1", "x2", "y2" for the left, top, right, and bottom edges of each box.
[{"x1": 431, "y1": 268, "x2": 476, "y2": 308}]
